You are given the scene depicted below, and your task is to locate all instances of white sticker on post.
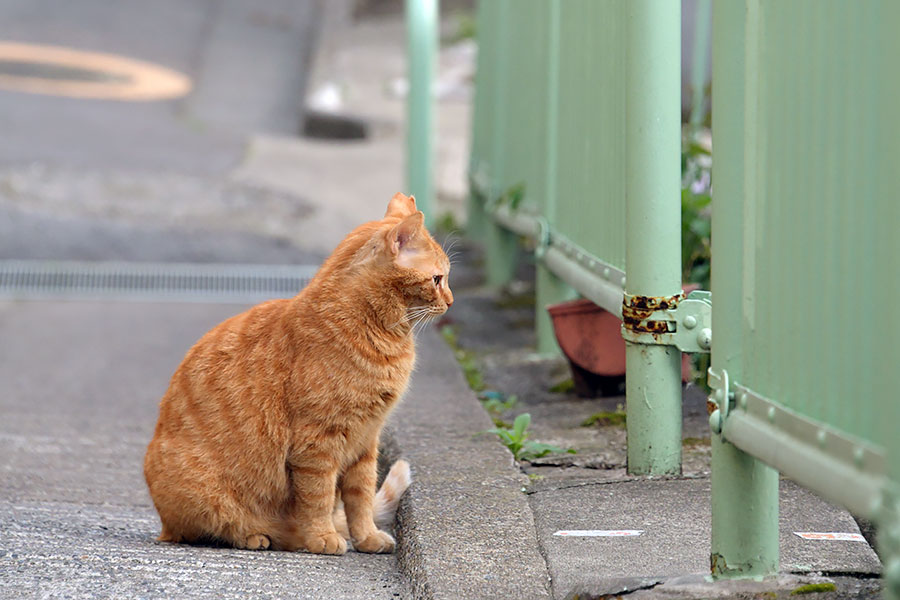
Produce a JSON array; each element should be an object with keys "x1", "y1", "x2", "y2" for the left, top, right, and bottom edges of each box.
[
  {"x1": 793, "y1": 532, "x2": 867, "y2": 542},
  {"x1": 553, "y1": 530, "x2": 644, "y2": 537}
]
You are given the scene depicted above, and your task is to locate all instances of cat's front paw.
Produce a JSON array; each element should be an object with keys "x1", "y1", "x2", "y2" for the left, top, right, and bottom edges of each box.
[
  {"x1": 353, "y1": 530, "x2": 395, "y2": 554},
  {"x1": 302, "y1": 531, "x2": 347, "y2": 555},
  {"x1": 241, "y1": 534, "x2": 271, "y2": 550}
]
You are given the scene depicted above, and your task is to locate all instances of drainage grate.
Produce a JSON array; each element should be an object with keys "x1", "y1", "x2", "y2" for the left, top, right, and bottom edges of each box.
[{"x1": 0, "y1": 260, "x2": 319, "y2": 303}]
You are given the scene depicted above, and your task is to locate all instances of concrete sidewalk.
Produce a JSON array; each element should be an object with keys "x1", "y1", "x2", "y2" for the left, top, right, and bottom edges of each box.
[{"x1": 388, "y1": 320, "x2": 881, "y2": 600}]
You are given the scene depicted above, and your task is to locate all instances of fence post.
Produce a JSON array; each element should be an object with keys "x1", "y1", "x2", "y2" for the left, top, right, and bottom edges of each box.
[
  {"x1": 708, "y1": 0, "x2": 779, "y2": 578},
  {"x1": 405, "y1": 0, "x2": 437, "y2": 227},
  {"x1": 623, "y1": 0, "x2": 683, "y2": 475},
  {"x1": 481, "y1": 0, "x2": 517, "y2": 288}
]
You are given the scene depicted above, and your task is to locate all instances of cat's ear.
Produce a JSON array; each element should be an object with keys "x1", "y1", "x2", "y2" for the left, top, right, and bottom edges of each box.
[
  {"x1": 387, "y1": 211, "x2": 425, "y2": 257},
  {"x1": 384, "y1": 193, "x2": 418, "y2": 219}
]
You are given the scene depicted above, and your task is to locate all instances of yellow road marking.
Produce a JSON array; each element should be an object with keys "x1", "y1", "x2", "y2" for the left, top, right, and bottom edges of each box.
[{"x1": 0, "y1": 42, "x2": 191, "y2": 101}]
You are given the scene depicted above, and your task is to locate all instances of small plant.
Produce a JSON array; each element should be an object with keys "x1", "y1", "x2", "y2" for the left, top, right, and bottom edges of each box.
[
  {"x1": 459, "y1": 352, "x2": 484, "y2": 391},
  {"x1": 434, "y1": 211, "x2": 461, "y2": 237},
  {"x1": 479, "y1": 390, "x2": 518, "y2": 416},
  {"x1": 682, "y1": 436, "x2": 711, "y2": 447},
  {"x1": 681, "y1": 133, "x2": 712, "y2": 291},
  {"x1": 439, "y1": 323, "x2": 458, "y2": 347},
  {"x1": 487, "y1": 413, "x2": 575, "y2": 462},
  {"x1": 790, "y1": 583, "x2": 836, "y2": 595},
  {"x1": 444, "y1": 11, "x2": 476, "y2": 44},
  {"x1": 681, "y1": 131, "x2": 713, "y2": 390},
  {"x1": 440, "y1": 325, "x2": 485, "y2": 391},
  {"x1": 549, "y1": 378, "x2": 575, "y2": 394},
  {"x1": 493, "y1": 182, "x2": 526, "y2": 211},
  {"x1": 581, "y1": 407, "x2": 627, "y2": 428}
]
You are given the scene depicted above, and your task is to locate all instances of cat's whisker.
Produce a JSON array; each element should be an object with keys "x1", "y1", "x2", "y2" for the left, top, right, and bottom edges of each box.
[
  {"x1": 442, "y1": 233, "x2": 460, "y2": 254},
  {"x1": 389, "y1": 307, "x2": 430, "y2": 330},
  {"x1": 410, "y1": 312, "x2": 437, "y2": 341},
  {"x1": 404, "y1": 309, "x2": 431, "y2": 324}
]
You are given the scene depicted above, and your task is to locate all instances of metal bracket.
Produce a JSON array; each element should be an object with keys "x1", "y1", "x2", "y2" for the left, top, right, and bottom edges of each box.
[
  {"x1": 620, "y1": 289, "x2": 712, "y2": 353},
  {"x1": 534, "y1": 217, "x2": 551, "y2": 260}
]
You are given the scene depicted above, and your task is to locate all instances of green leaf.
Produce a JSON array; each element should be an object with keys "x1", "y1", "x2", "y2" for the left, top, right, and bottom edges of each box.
[
  {"x1": 519, "y1": 441, "x2": 575, "y2": 461},
  {"x1": 497, "y1": 431, "x2": 515, "y2": 445},
  {"x1": 690, "y1": 217, "x2": 711, "y2": 239},
  {"x1": 512, "y1": 413, "x2": 531, "y2": 440},
  {"x1": 507, "y1": 183, "x2": 526, "y2": 210}
]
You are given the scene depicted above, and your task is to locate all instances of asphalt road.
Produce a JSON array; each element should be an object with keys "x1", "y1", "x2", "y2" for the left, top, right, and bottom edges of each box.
[{"x1": 0, "y1": 0, "x2": 324, "y2": 265}]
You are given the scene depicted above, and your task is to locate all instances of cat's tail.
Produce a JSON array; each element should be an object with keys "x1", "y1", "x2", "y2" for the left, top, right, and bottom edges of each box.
[
  {"x1": 374, "y1": 459, "x2": 411, "y2": 529},
  {"x1": 333, "y1": 459, "x2": 412, "y2": 539}
]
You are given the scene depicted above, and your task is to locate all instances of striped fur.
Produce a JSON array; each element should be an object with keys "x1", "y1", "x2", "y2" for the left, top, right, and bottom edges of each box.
[{"x1": 144, "y1": 194, "x2": 450, "y2": 554}]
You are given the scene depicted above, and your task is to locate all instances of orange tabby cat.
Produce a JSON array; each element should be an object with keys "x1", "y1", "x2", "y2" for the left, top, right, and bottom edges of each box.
[{"x1": 144, "y1": 193, "x2": 452, "y2": 554}]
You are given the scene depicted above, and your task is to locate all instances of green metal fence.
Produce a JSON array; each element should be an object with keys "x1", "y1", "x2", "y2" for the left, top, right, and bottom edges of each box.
[
  {"x1": 470, "y1": 0, "x2": 687, "y2": 476},
  {"x1": 411, "y1": 0, "x2": 899, "y2": 594},
  {"x1": 708, "y1": 0, "x2": 900, "y2": 584}
]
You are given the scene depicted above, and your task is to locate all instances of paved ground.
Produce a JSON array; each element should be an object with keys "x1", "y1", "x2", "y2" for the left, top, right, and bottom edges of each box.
[{"x1": 0, "y1": 302, "x2": 406, "y2": 599}]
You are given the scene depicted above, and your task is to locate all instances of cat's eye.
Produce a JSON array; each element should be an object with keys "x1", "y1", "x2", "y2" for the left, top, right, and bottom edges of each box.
[{"x1": 433, "y1": 275, "x2": 443, "y2": 286}]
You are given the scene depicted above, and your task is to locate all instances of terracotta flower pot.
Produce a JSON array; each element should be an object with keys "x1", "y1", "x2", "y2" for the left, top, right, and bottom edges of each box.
[{"x1": 547, "y1": 293, "x2": 695, "y2": 398}]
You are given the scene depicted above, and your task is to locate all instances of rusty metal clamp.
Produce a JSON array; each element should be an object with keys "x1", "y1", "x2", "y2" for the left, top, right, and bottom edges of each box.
[{"x1": 620, "y1": 289, "x2": 712, "y2": 353}]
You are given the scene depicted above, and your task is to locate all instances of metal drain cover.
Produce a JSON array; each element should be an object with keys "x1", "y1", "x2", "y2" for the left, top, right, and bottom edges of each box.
[{"x1": 0, "y1": 260, "x2": 318, "y2": 303}]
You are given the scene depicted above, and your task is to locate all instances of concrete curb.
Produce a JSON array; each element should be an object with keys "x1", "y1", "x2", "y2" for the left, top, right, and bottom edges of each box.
[{"x1": 388, "y1": 328, "x2": 552, "y2": 599}]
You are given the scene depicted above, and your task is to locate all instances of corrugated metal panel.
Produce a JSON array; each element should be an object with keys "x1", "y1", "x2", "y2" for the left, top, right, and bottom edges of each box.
[
  {"x1": 553, "y1": 0, "x2": 627, "y2": 270},
  {"x1": 495, "y1": 0, "x2": 552, "y2": 215},
  {"x1": 469, "y1": 0, "x2": 502, "y2": 189},
  {"x1": 736, "y1": 1, "x2": 899, "y2": 448}
]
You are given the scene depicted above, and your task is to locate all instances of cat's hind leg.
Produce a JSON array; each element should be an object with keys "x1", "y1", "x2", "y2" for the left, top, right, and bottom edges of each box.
[{"x1": 154, "y1": 491, "x2": 277, "y2": 551}]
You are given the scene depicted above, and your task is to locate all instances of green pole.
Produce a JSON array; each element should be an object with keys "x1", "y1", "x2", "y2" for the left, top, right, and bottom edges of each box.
[
  {"x1": 482, "y1": 0, "x2": 517, "y2": 289},
  {"x1": 708, "y1": 0, "x2": 779, "y2": 578},
  {"x1": 623, "y1": 0, "x2": 683, "y2": 476},
  {"x1": 406, "y1": 0, "x2": 437, "y2": 228},
  {"x1": 484, "y1": 223, "x2": 518, "y2": 288}
]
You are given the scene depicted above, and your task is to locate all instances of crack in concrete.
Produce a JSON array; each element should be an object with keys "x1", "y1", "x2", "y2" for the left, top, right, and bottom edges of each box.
[
  {"x1": 525, "y1": 473, "x2": 710, "y2": 496},
  {"x1": 564, "y1": 577, "x2": 665, "y2": 600}
]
